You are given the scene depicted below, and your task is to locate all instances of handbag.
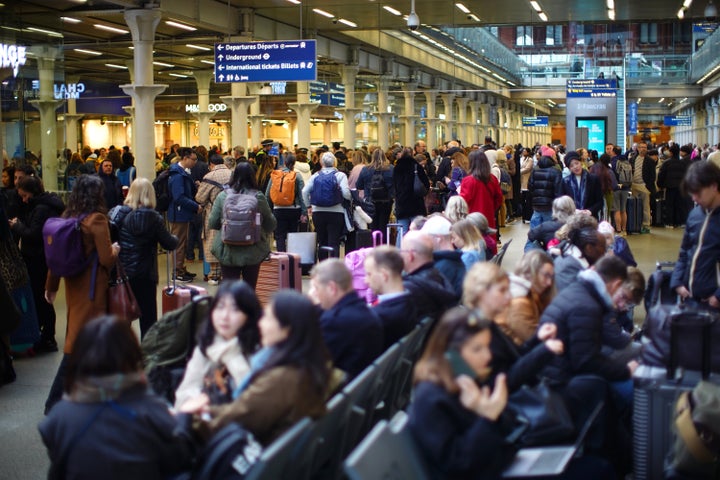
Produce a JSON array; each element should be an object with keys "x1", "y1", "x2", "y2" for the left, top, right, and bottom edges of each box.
[
  {"x1": 107, "y1": 262, "x2": 141, "y2": 322},
  {"x1": 202, "y1": 363, "x2": 236, "y2": 405},
  {"x1": 507, "y1": 380, "x2": 575, "y2": 446},
  {"x1": 413, "y1": 164, "x2": 428, "y2": 197},
  {"x1": 671, "y1": 381, "x2": 720, "y2": 477}
]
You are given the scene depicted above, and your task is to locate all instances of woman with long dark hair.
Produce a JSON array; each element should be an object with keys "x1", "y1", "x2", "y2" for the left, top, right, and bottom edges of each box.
[
  {"x1": 208, "y1": 162, "x2": 276, "y2": 288},
  {"x1": 356, "y1": 147, "x2": 394, "y2": 234},
  {"x1": 182, "y1": 290, "x2": 331, "y2": 446},
  {"x1": 44, "y1": 175, "x2": 120, "y2": 413},
  {"x1": 460, "y1": 150, "x2": 504, "y2": 230},
  {"x1": 392, "y1": 147, "x2": 429, "y2": 234},
  {"x1": 39, "y1": 316, "x2": 194, "y2": 479},
  {"x1": 174, "y1": 280, "x2": 261, "y2": 409}
]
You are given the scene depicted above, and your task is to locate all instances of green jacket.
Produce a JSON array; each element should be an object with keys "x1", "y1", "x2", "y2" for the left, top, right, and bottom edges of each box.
[{"x1": 209, "y1": 189, "x2": 277, "y2": 267}]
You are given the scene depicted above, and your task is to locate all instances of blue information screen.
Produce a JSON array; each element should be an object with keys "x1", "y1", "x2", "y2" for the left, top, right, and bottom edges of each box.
[
  {"x1": 576, "y1": 117, "x2": 607, "y2": 152},
  {"x1": 214, "y1": 40, "x2": 317, "y2": 83},
  {"x1": 664, "y1": 115, "x2": 692, "y2": 127}
]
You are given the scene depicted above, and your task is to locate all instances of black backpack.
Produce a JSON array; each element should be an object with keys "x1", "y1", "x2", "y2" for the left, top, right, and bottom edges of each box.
[
  {"x1": 370, "y1": 169, "x2": 390, "y2": 202},
  {"x1": 191, "y1": 423, "x2": 263, "y2": 480},
  {"x1": 153, "y1": 170, "x2": 172, "y2": 212}
]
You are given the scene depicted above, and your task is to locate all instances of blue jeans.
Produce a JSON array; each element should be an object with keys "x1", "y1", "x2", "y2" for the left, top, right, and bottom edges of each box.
[
  {"x1": 525, "y1": 210, "x2": 554, "y2": 251},
  {"x1": 394, "y1": 218, "x2": 411, "y2": 248}
]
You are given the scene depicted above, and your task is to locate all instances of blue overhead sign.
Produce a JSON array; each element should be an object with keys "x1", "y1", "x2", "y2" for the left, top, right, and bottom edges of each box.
[
  {"x1": 310, "y1": 81, "x2": 345, "y2": 107},
  {"x1": 628, "y1": 102, "x2": 638, "y2": 135},
  {"x1": 566, "y1": 79, "x2": 617, "y2": 98},
  {"x1": 214, "y1": 40, "x2": 317, "y2": 83},
  {"x1": 522, "y1": 116, "x2": 548, "y2": 127},
  {"x1": 664, "y1": 115, "x2": 693, "y2": 127}
]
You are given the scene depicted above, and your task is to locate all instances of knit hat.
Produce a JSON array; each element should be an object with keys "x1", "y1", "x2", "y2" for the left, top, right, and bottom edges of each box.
[
  {"x1": 421, "y1": 215, "x2": 452, "y2": 236},
  {"x1": 564, "y1": 150, "x2": 581, "y2": 168},
  {"x1": 540, "y1": 145, "x2": 555, "y2": 158}
]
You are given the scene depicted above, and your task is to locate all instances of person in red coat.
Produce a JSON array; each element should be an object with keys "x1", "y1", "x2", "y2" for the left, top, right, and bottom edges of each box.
[{"x1": 460, "y1": 150, "x2": 504, "y2": 230}]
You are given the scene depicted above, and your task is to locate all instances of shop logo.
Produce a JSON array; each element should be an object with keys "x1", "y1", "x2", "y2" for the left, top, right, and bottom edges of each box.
[
  {"x1": 0, "y1": 43, "x2": 27, "y2": 77},
  {"x1": 54, "y1": 82, "x2": 85, "y2": 100}
]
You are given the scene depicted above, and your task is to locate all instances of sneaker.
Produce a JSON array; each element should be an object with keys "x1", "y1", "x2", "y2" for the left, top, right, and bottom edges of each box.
[
  {"x1": 208, "y1": 277, "x2": 219, "y2": 286},
  {"x1": 33, "y1": 339, "x2": 58, "y2": 353},
  {"x1": 641, "y1": 227, "x2": 651, "y2": 234},
  {"x1": 173, "y1": 273, "x2": 193, "y2": 283},
  {"x1": 182, "y1": 270, "x2": 197, "y2": 278}
]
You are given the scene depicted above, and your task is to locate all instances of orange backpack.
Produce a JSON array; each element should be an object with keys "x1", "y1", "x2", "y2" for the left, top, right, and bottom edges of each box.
[{"x1": 269, "y1": 169, "x2": 297, "y2": 207}]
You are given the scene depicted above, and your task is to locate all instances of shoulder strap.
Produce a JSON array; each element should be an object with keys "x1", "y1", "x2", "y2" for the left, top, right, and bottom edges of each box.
[{"x1": 203, "y1": 178, "x2": 223, "y2": 189}]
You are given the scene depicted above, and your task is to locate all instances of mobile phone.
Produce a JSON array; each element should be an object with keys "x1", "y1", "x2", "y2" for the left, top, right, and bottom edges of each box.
[{"x1": 444, "y1": 349, "x2": 477, "y2": 379}]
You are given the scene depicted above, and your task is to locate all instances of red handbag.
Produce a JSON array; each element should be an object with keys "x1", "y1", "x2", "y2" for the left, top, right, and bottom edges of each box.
[{"x1": 107, "y1": 262, "x2": 142, "y2": 322}]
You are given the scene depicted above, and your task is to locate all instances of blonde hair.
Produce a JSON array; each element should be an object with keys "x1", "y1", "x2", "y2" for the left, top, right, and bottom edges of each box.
[
  {"x1": 451, "y1": 219, "x2": 485, "y2": 252},
  {"x1": 124, "y1": 177, "x2": 156, "y2": 209},
  {"x1": 463, "y1": 262, "x2": 508, "y2": 308},
  {"x1": 444, "y1": 195, "x2": 468, "y2": 224}
]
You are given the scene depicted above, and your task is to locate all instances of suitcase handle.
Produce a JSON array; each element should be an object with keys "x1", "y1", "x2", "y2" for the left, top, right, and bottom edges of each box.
[
  {"x1": 372, "y1": 230, "x2": 383, "y2": 247},
  {"x1": 386, "y1": 223, "x2": 405, "y2": 248},
  {"x1": 667, "y1": 311, "x2": 715, "y2": 380}
]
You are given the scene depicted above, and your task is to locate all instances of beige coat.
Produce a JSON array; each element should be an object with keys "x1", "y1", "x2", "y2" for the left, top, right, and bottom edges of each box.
[{"x1": 195, "y1": 165, "x2": 232, "y2": 264}]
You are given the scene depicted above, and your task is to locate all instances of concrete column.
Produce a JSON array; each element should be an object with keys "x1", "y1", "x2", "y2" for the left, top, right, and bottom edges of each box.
[
  {"x1": 440, "y1": 93, "x2": 456, "y2": 142},
  {"x1": 712, "y1": 100, "x2": 720, "y2": 147},
  {"x1": 193, "y1": 71, "x2": 215, "y2": 148},
  {"x1": 221, "y1": 82, "x2": 254, "y2": 151},
  {"x1": 456, "y1": 96, "x2": 469, "y2": 146},
  {"x1": 479, "y1": 103, "x2": 491, "y2": 140},
  {"x1": 323, "y1": 121, "x2": 332, "y2": 146},
  {"x1": 469, "y1": 101, "x2": 481, "y2": 145},
  {"x1": 506, "y1": 110, "x2": 515, "y2": 145},
  {"x1": 28, "y1": 46, "x2": 62, "y2": 190},
  {"x1": 287, "y1": 81, "x2": 319, "y2": 152},
  {"x1": 496, "y1": 107, "x2": 506, "y2": 146},
  {"x1": 120, "y1": 9, "x2": 167, "y2": 181},
  {"x1": 376, "y1": 77, "x2": 392, "y2": 149},
  {"x1": 340, "y1": 65, "x2": 360, "y2": 148},
  {"x1": 400, "y1": 83, "x2": 419, "y2": 147},
  {"x1": 424, "y1": 90, "x2": 439, "y2": 149},
  {"x1": 121, "y1": 106, "x2": 135, "y2": 154},
  {"x1": 248, "y1": 83, "x2": 264, "y2": 149}
]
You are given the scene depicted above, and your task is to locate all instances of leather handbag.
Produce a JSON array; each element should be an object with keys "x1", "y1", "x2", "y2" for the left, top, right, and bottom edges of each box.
[
  {"x1": 413, "y1": 164, "x2": 428, "y2": 197},
  {"x1": 507, "y1": 380, "x2": 575, "y2": 446},
  {"x1": 107, "y1": 262, "x2": 141, "y2": 322}
]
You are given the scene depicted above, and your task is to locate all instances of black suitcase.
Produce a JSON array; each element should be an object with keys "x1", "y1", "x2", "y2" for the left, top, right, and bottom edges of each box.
[
  {"x1": 521, "y1": 189, "x2": 533, "y2": 223},
  {"x1": 626, "y1": 195, "x2": 643, "y2": 234},
  {"x1": 654, "y1": 193, "x2": 666, "y2": 227},
  {"x1": 633, "y1": 313, "x2": 719, "y2": 480}
]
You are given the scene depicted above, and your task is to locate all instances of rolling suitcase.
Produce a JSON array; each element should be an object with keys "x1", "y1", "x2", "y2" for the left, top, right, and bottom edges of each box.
[
  {"x1": 256, "y1": 252, "x2": 302, "y2": 306},
  {"x1": 626, "y1": 194, "x2": 643, "y2": 234},
  {"x1": 521, "y1": 190, "x2": 533, "y2": 223},
  {"x1": 162, "y1": 251, "x2": 207, "y2": 314},
  {"x1": 633, "y1": 312, "x2": 719, "y2": 480},
  {"x1": 287, "y1": 231, "x2": 317, "y2": 276}
]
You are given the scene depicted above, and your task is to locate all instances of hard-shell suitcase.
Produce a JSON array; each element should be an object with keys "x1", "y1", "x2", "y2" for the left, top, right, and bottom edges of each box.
[
  {"x1": 633, "y1": 312, "x2": 719, "y2": 480},
  {"x1": 162, "y1": 251, "x2": 207, "y2": 314},
  {"x1": 626, "y1": 195, "x2": 643, "y2": 234},
  {"x1": 256, "y1": 252, "x2": 302, "y2": 305},
  {"x1": 521, "y1": 190, "x2": 533, "y2": 223},
  {"x1": 653, "y1": 194, "x2": 666, "y2": 227}
]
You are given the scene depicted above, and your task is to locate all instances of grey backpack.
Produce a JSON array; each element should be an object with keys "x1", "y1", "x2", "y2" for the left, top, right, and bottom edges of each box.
[{"x1": 221, "y1": 188, "x2": 262, "y2": 246}]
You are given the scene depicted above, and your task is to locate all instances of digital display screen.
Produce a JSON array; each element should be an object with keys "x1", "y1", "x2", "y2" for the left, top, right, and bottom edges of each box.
[{"x1": 576, "y1": 117, "x2": 607, "y2": 153}]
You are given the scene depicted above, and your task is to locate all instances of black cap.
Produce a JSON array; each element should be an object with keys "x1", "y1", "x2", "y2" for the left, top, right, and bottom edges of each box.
[
  {"x1": 320, "y1": 145, "x2": 329, "y2": 151},
  {"x1": 298, "y1": 147, "x2": 309, "y2": 154},
  {"x1": 261, "y1": 139, "x2": 273, "y2": 146}
]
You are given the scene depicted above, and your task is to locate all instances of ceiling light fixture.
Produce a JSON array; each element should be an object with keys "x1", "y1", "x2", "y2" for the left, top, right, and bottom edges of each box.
[
  {"x1": 659, "y1": 98, "x2": 665, "y2": 103},
  {"x1": 201, "y1": 59, "x2": 215, "y2": 65},
  {"x1": 312, "y1": 8, "x2": 335, "y2": 18},
  {"x1": 606, "y1": 0, "x2": 614, "y2": 8},
  {"x1": 538, "y1": 11, "x2": 548, "y2": 21},
  {"x1": 27, "y1": 27, "x2": 63, "y2": 37},
  {"x1": 338, "y1": 18, "x2": 358, "y2": 27},
  {"x1": 287, "y1": 0, "x2": 301, "y2": 3},
  {"x1": 94, "y1": 24, "x2": 129, "y2": 34},
  {"x1": 169, "y1": 73, "x2": 189, "y2": 78},
  {"x1": 608, "y1": 9, "x2": 616, "y2": 20},
  {"x1": 677, "y1": 8, "x2": 685, "y2": 18},
  {"x1": 706, "y1": 0, "x2": 718, "y2": 18},
  {"x1": 637, "y1": 98, "x2": 642, "y2": 103},
  {"x1": 469, "y1": 13, "x2": 480, "y2": 21},
  {"x1": 383, "y1": 6, "x2": 402, "y2": 16},
  {"x1": 60, "y1": 16, "x2": 82, "y2": 23},
  {"x1": 153, "y1": 61, "x2": 174, "y2": 67},
  {"x1": 74, "y1": 48, "x2": 102, "y2": 55},
  {"x1": 683, "y1": 0, "x2": 693, "y2": 7},
  {"x1": 105, "y1": 63, "x2": 128, "y2": 69},
  {"x1": 530, "y1": 1, "x2": 542, "y2": 12},
  {"x1": 455, "y1": 3, "x2": 470, "y2": 14},
  {"x1": 165, "y1": 20, "x2": 196, "y2": 31},
  {"x1": 186, "y1": 44, "x2": 211, "y2": 51}
]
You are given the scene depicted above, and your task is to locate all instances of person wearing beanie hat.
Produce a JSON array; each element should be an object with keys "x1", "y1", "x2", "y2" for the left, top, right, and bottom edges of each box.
[
  {"x1": 540, "y1": 145, "x2": 556, "y2": 159},
  {"x1": 561, "y1": 150, "x2": 603, "y2": 219}
]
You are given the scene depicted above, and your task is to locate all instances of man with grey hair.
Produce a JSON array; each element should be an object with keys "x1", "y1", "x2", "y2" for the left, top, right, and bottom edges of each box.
[
  {"x1": 302, "y1": 152, "x2": 351, "y2": 259},
  {"x1": 232, "y1": 145, "x2": 246, "y2": 163}
]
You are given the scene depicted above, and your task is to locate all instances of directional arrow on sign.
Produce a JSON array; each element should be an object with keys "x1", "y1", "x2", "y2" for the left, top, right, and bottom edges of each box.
[
  {"x1": 218, "y1": 65, "x2": 224, "y2": 71},
  {"x1": 218, "y1": 54, "x2": 224, "y2": 61},
  {"x1": 217, "y1": 44, "x2": 224, "y2": 51},
  {"x1": 218, "y1": 74, "x2": 224, "y2": 81}
]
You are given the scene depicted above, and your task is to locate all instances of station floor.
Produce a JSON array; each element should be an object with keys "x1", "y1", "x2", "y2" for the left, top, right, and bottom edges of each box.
[{"x1": 0, "y1": 221, "x2": 684, "y2": 480}]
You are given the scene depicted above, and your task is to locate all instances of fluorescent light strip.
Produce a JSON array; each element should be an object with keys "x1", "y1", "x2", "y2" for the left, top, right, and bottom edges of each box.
[
  {"x1": 637, "y1": 98, "x2": 642, "y2": 103},
  {"x1": 60, "y1": 16, "x2": 82, "y2": 23},
  {"x1": 455, "y1": 3, "x2": 470, "y2": 14},
  {"x1": 530, "y1": 1, "x2": 542, "y2": 12},
  {"x1": 74, "y1": 48, "x2": 102, "y2": 55},
  {"x1": 678, "y1": 8, "x2": 685, "y2": 18},
  {"x1": 153, "y1": 61, "x2": 174, "y2": 67},
  {"x1": 683, "y1": 0, "x2": 692, "y2": 7},
  {"x1": 169, "y1": 73, "x2": 188, "y2": 78},
  {"x1": 383, "y1": 6, "x2": 402, "y2": 16},
  {"x1": 27, "y1": 27, "x2": 63, "y2": 37},
  {"x1": 338, "y1": 18, "x2": 357, "y2": 27},
  {"x1": 469, "y1": 14, "x2": 480, "y2": 21},
  {"x1": 186, "y1": 44, "x2": 211, "y2": 51},
  {"x1": 313, "y1": 8, "x2": 334, "y2": 18},
  {"x1": 659, "y1": 98, "x2": 665, "y2": 103},
  {"x1": 697, "y1": 63, "x2": 720, "y2": 84},
  {"x1": 201, "y1": 59, "x2": 215, "y2": 65},
  {"x1": 165, "y1": 20, "x2": 196, "y2": 31},
  {"x1": 538, "y1": 11, "x2": 548, "y2": 21},
  {"x1": 105, "y1": 63, "x2": 128, "y2": 69},
  {"x1": 607, "y1": 0, "x2": 614, "y2": 8},
  {"x1": 608, "y1": 9, "x2": 615, "y2": 20},
  {"x1": 95, "y1": 23, "x2": 129, "y2": 34},
  {"x1": 287, "y1": 0, "x2": 301, "y2": 3}
]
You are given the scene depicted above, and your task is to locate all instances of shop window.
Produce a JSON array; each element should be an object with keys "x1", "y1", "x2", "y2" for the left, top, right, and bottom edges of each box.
[
  {"x1": 546, "y1": 25, "x2": 562, "y2": 45},
  {"x1": 516, "y1": 25, "x2": 533, "y2": 46}
]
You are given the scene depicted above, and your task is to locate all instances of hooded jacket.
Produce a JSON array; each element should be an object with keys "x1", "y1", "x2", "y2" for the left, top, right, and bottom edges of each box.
[
  {"x1": 11, "y1": 192, "x2": 65, "y2": 257},
  {"x1": 528, "y1": 156, "x2": 563, "y2": 212},
  {"x1": 393, "y1": 153, "x2": 429, "y2": 219}
]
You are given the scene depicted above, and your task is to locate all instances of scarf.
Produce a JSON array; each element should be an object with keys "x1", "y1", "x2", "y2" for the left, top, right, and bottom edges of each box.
[
  {"x1": 569, "y1": 171, "x2": 587, "y2": 209},
  {"x1": 232, "y1": 346, "x2": 276, "y2": 399},
  {"x1": 68, "y1": 372, "x2": 146, "y2": 403}
]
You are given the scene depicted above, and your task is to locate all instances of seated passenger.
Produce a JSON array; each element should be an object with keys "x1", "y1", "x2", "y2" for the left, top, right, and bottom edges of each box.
[
  {"x1": 408, "y1": 308, "x2": 614, "y2": 480},
  {"x1": 496, "y1": 250, "x2": 556, "y2": 345},
  {"x1": 174, "y1": 281, "x2": 261, "y2": 410},
  {"x1": 598, "y1": 221, "x2": 637, "y2": 267},
  {"x1": 601, "y1": 267, "x2": 644, "y2": 365},
  {"x1": 364, "y1": 246, "x2": 419, "y2": 349},
  {"x1": 401, "y1": 230, "x2": 459, "y2": 319},
  {"x1": 310, "y1": 259, "x2": 384, "y2": 378},
  {"x1": 526, "y1": 195, "x2": 575, "y2": 251},
  {"x1": 467, "y1": 212, "x2": 497, "y2": 258},
  {"x1": 39, "y1": 316, "x2": 194, "y2": 479},
  {"x1": 183, "y1": 290, "x2": 331, "y2": 446},
  {"x1": 421, "y1": 215, "x2": 466, "y2": 298},
  {"x1": 450, "y1": 218, "x2": 486, "y2": 270},
  {"x1": 552, "y1": 215, "x2": 605, "y2": 291}
]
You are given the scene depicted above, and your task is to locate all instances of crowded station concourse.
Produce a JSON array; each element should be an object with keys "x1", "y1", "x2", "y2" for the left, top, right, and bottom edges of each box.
[{"x1": 2, "y1": 0, "x2": 720, "y2": 478}]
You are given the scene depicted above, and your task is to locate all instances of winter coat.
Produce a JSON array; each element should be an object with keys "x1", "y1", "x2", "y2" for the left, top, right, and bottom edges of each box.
[
  {"x1": 356, "y1": 166, "x2": 394, "y2": 202},
  {"x1": 109, "y1": 206, "x2": 178, "y2": 284},
  {"x1": 11, "y1": 192, "x2": 64, "y2": 257},
  {"x1": 372, "y1": 292, "x2": 418, "y2": 349},
  {"x1": 459, "y1": 175, "x2": 503, "y2": 229},
  {"x1": 294, "y1": 161, "x2": 312, "y2": 186},
  {"x1": 495, "y1": 274, "x2": 550, "y2": 345},
  {"x1": 98, "y1": 169, "x2": 123, "y2": 211},
  {"x1": 196, "y1": 164, "x2": 233, "y2": 264},
  {"x1": 393, "y1": 154, "x2": 429, "y2": 219},
  {"x1": 561, "y1": 170, "x2": 604, "y2": 218},
  {"x1": 528, "y1": 156, "x2": 563, "y2": 212},
  {"x1": 45, "y1": 212, "x2": 118, "y2": 354},
  {"x1": 168, "y1": 162, "x2": 199, "y2": 223},
  {"x1": 657, "y1": 156, "x2": 688, "y2": 190},
  {"x1": 320, "y1": 292, "x2": 384, "y2": 378},
  {"x1": 539, "y1": 272, "x2": 631, "y2": 384},
  {"x1": 403, "y1": 263, "x2": 460, "y2": 319},
  {"x1": 208, "y1": 189, "x2": 276, "y2": 268},
  {"x1": 433, "y1": 250, "x2": 467, "y2": 299}
]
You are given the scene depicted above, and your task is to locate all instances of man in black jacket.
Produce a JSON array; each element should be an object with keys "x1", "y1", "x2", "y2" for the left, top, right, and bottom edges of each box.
[{"x1": 365, "y1": 246, "x2": 418, "y2": 349}]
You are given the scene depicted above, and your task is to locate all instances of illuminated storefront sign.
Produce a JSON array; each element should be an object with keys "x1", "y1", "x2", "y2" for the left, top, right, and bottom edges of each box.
[
  {"x1": 54, "y1": 82, "x2": 85, "y2": 99},
  {"x1": 185, "y1": 103, "x2": 228, "y2": 113},
  {"x1": 0, "y1": 43, "x2": 27, "y2": 77}
]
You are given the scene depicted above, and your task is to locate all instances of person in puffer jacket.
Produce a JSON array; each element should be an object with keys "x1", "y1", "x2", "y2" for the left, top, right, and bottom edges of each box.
[
  {"x1": 109, "y1": 178, "x2": 178, "y2": 337},
  {"x1": 527, "y1": 155, "x2": 563, "y2": 229}
]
